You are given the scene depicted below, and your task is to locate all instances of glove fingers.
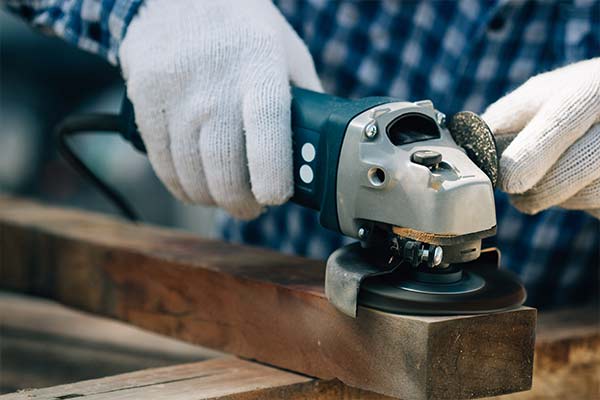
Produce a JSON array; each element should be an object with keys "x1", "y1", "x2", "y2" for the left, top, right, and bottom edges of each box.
[
  {"x1": 559, "y1": 177, "x2": 600, "y2": 211},
  {"x1": 169, "y1": 110, "x2": 215, "y2": 205},
  {"x1": 499, "y1": 77, "x2": 600, "y2": 194},
  {"x1": 281, "y1": 23, "x2": 323, "y2": 92},
  {"x1": 200, "y1": 107, "x2": 263, "y2": 219},
  {"x1": 482, "y1": 59, "x2": 599, "y2": 135},
  {"x1": 482, "y1": 77, "x2": 550, "y2": 136},
  {"x1": 144, "y1": 136, "x2": 192, "y2": 204},
  {"x1": 242, "y1": 70, "x2": 294, "y2": 206},
  {"x1": 508, "y1": 124, "x2": 600, "y2": 214},
  {"x1": 127, "y1": 91, "x2": 192, "y2": 204}
]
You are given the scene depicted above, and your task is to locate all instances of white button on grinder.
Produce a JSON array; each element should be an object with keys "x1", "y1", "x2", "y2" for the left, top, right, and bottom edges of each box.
[
  {"x1": 301, "y1": 143, "x2": 316, "y2": 162},
  {"x1": 299, "y1": 164, "x2": 314, "y2": 183}
]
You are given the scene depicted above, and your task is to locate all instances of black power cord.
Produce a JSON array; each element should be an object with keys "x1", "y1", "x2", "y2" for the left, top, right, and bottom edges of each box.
[{"x1": 56, "y1": 113, "x2": 141, "y2": 221}]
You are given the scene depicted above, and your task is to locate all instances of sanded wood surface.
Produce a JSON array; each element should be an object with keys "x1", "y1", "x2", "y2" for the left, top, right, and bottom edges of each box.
[{"x1": 0, "y1": 198, "x2": 536, "y2": 400}]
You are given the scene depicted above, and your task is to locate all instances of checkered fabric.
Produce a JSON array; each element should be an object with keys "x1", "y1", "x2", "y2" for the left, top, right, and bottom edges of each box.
[
  {"x1": 6, "y1": 0, "x2": 599, "y2": 309},
  {"x1": 4, "y1": 0, "x2": 142, "y2": 64}
]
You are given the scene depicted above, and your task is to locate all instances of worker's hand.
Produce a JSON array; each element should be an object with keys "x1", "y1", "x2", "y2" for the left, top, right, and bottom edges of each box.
[
  {"x1": 482, "y1": 58, "x2": 600, "y2": 219},
  {"x1": 119, "y1": 0, "x2": 321, "y2": 219}
]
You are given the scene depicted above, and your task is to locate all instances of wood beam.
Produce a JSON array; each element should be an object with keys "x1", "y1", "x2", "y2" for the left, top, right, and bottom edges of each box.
[
  {"x1": 0, "y1": 291, "x2": 216, "y2": 392},
  {"x1": 490, "y1": 306, "x2": 600, "y2": 400},
  {"x1": 2, "y1": 294, "x2": 597, "y2": 400},
  {"x1": 0, "y1": 357, "x2": 383, "y2": 400},
  {"x1": 0, "y1": 198, "x2": 536, "y2": 400}
]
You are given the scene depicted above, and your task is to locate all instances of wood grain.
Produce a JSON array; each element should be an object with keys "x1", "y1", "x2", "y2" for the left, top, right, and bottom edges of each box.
[
  {"x1": 1, "y1": 293, "x2": 597, "y2": 400},
  {"x1": 0, "y1": 357, "x2": 307, "y2": 400},
  {"x1": 0, "y1": 197, "x2": 536, "y2": 400},
  {"x1": 491, "y1": 306, "x2": 600, "y2": 400},
  {"x1": 0, "y1": 357, "x2": 393, "y2": 400},
  {"x1": 0, "y1": 291, "x2": 217, "y2": 393}
]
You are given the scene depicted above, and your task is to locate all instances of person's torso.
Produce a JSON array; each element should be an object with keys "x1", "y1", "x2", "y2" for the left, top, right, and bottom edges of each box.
[
  {"x1": 277, "y1": 0, "x2": 597, "y2": 112},
  {"x1": 219, "y1": 0, "x2": 600, "y2": 309}
]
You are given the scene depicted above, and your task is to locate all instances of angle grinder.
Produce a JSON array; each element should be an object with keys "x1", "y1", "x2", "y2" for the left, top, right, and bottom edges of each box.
[{"x1": 60, "y1": 87, "x2": 526, "y2": 318}]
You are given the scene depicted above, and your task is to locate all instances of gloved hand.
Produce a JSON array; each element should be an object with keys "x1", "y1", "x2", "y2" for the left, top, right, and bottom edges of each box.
[
  {"x1": 482, "y1": 58, "x2": 600, "y2": 218},
  {"x1": 119, "y1": 0, "x2": 322, "y2": 219}
]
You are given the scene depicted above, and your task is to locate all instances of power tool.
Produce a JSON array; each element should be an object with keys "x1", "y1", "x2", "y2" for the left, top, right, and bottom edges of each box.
[{"x1": 58, "y1": 88, "x2": 526, "y2": 318}]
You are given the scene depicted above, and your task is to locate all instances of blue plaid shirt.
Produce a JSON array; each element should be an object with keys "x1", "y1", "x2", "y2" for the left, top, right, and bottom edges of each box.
[
  {"x1": 8, "y1": 0, "x2": 599, "y2": 309},
  {"x1": 4, "y1": 0, "x2": 142, "y2": 64}
]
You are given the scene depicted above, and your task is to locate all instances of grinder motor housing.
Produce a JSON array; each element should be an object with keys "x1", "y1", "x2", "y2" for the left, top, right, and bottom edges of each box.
[{"x1": 289, "y1": 88, "x2": 497, "y2": 264}]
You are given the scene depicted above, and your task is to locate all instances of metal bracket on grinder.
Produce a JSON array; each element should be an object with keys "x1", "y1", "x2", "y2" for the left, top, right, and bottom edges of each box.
[{"x1": 325, "y1": 242, "x2": 399, "y2": 317}]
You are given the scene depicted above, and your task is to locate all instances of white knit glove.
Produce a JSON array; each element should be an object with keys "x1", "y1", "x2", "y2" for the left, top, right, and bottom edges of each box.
[
  {"x1": 482, "y1": 58, "x2": 600, "y2": 219},
  {"x1": 119, "y1": 0, "x2": 321, "y2": 219}
]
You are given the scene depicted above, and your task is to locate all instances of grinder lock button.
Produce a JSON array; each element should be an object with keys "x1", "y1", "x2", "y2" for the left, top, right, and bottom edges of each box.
[{"x1": 411, "y1": 150, "x2": 442, "y2": 168}]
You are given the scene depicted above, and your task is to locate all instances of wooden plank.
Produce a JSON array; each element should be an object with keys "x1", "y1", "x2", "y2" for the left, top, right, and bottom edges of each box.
[
  {"x1": 2, "y1": 298, "x2": 597, "y2": 400},
  {"x1": 491, "y1": 306, "x2": 600, "y2": 400},
  {"x1": 0, "y1": 357, "x2": 325, "y2": 400},
  {"x1": 0, "y1": 292, "x2": 385, "y2": 400},
  {"x1": 0, "y1": 291, "x2": 217, "y2": 393},
  {"x1": 0, "y1": 291, "x2": 219, "y2": 360},
  {"x1": 0, "y1": 197, "x2": 536, "y2": 400}
]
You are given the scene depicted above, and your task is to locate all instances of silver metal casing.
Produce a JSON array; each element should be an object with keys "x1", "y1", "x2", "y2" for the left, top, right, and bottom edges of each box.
[{"x1": 336, "y1": 101, "x2": 497, "y2": 240}]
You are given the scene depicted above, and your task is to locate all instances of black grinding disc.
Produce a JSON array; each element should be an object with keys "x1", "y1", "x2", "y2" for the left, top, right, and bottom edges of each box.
[
  {"x1": 448, "y1": 111, "x2": 499, "y2": 187},
  {"x1": 359, "y1": 267, "x2": 526, "y2": 316},
  {"x1": 357, "y1": 250, "x2": 526, "y2": 316}
]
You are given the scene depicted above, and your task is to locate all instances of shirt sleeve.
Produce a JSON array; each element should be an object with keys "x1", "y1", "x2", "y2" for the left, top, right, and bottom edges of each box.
[{"x1": 3, "y1": 0, "x2": 144, "y2": 65}]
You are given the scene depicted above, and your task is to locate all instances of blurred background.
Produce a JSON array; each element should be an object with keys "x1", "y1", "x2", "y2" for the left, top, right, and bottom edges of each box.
[
  {"x1": 1, "y1": 10, "x2": 219, "y2": 393},
  {"x1": 0, "y1": 10, "x2": 217, "y2": 238}
]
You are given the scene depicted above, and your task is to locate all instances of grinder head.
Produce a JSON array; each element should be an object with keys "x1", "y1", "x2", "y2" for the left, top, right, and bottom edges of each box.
[
  {"x1": 327, "y1": 243, "x2": 526, "y2": 316},
  {"x1": 326, "y1": 101, "x2": 525, "y2": 317},
  {"x1": 335, "y1": 100, "x2": 497, "y2": 264}
]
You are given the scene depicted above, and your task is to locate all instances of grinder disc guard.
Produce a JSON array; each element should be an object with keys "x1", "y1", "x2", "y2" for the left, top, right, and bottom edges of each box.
[{"x1": 326, "y1": 243, "x2": 526, "y2": 316}]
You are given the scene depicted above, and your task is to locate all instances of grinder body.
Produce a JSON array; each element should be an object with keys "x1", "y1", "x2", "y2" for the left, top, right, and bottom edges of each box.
[
  {"x1": 120, "y1": 88, "x2": 496, "y2": 244},
  {"x1": 120, "y1": 88, "x2": 392, "y2": 233},
  {"x1": 118, "y1": 88, "x2": 525, "y2": 317}
]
